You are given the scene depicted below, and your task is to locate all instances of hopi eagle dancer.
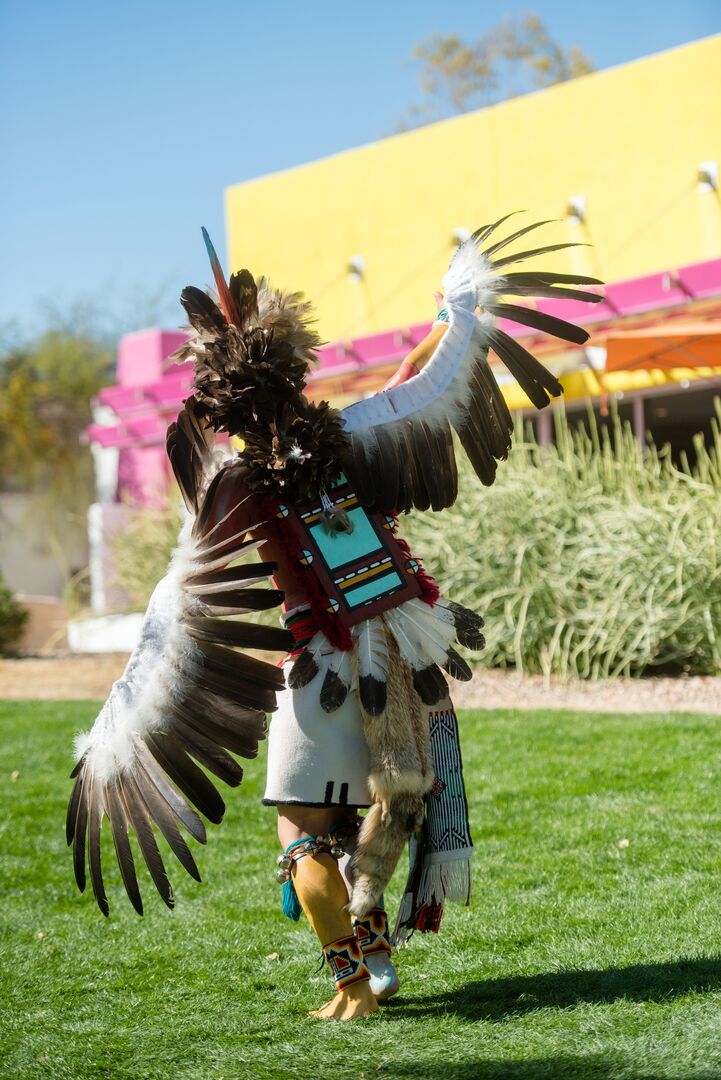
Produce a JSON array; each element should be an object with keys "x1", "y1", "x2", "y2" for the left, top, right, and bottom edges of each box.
[{"x1": 67, "y1": 217, "x2": 600, "y2": 1019}]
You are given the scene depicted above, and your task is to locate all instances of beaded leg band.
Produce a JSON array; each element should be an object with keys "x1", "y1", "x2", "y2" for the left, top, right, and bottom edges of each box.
[
  {"x1": 275, "y1": 834, "x2": 346, "y2": 922},
  {"x1": 323, "y1": 933, "x2": 371, "y2": 991},
  {"x1": 353, "y1": 908, "x2": 392, "y2": 958}
]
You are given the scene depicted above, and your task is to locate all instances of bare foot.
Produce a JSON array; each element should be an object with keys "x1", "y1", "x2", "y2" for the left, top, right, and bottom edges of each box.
[{"x1": 309, "y1": 980, "x2": 380, "y2": 1021}]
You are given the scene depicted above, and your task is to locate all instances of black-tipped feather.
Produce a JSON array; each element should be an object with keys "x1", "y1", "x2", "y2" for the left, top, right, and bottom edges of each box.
[
  {"x1": 320, "y1": 669, "x2": 349, "y2": 712},
  {"x1": 412, "y1": 665, "x2": 447, "y2": 705},
  {"x1": 358, "y1": 675, "x2": 387, "y2": 717},
  {"x1": 443, "y1": 648, "x2": 473, "y2": 681},
  {"x1": 287, "y1": 648, "x2": 319, "y2": 689}
]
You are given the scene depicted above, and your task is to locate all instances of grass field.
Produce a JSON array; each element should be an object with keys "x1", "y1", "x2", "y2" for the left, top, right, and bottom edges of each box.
[{"x1": 2, "y1": 701, "x2": 721, "y2": 1080}]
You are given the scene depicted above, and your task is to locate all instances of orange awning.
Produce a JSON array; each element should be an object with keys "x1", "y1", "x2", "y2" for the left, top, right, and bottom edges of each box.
[{"x1": 605, "y1": 322, "x2": 721, "y2": 374}]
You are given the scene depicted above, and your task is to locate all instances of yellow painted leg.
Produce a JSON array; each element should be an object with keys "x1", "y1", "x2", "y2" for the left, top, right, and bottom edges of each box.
[{"x1": 291, "y1": 852, "x2": 379, "y2": 1021}]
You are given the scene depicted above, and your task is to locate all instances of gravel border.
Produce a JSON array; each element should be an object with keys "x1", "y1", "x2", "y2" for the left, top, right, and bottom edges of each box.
[{"x1": 1, "y1": 655, "x2": 720, "y2": 714}]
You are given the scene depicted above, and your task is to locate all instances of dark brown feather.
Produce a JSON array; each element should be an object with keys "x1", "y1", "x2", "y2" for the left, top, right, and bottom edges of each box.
[
  {"x1": 487, "y1": 302, "x2": 590, "y2": 345},
  {"x1": 87, "y1": 780, "x2": 109, "y2": 916},
  {"x1": 173, "y1": 690, "x2": 266, "y2": 758},
  {"x1": 105, "y1": 782, "x2": 143, "y2": 914},
  {"x1": 180, "y1": 286, "x2": 226, "y2": 335},
  {"x1": 483, "y1": 218, "x2": 556, "y2": 258},
  {"x1": 502, "y1": 271, "x2": 603, "y2": 286},
  {"x1": 228, "y1": 268, "x2": 259, "y2": 327},
  {"x1": 130, "y1": 770, "x2": 202, "y2": 881},
  {"x1": 498, "y1": 283, "x2": 604, "y2": 304},
  {"x1": 471, "y1": 211, "x2": 522, "y2": 245},
  {"x1": 185, "y1": 615, "x2": 292, "y2": 652},
  {"x1": 190, "y1": 638, "x2": 285, "y2": 690},
  {"x1": 320, "y1": 669, "x2": 349, "y2": 712},
  {"x1": 170, "y1": 717, "x2": 244, "y2": 785},
  {"x1": 193, "y1": 588, "x2": 285, "y2": 612},
  {"x1": 121, "y1": 776, "x2": 174, "y2": 908},
  {"x1": 145, "y1": 732, "x2": 225, "y2": 824},
  {"x1": 487, "y1": 327, "x2": 563, "y2": 409},
  {"x1": 72, "y1": 773, "x2": 88, "y2": 892},
  {"x1": 66, "y1": 772, "x2": 83, "y2": 846},
  {"x1": 489, "y1": 242, "x2": 586, "y2": 271},
  {"x1": 135, "y1": 742, "x2": 207, "y2": 843}
]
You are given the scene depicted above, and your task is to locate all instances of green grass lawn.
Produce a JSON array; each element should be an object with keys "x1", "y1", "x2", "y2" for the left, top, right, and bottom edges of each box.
[{"x1": 2, "y1": 701, "x2": 721, "y2": 1080}]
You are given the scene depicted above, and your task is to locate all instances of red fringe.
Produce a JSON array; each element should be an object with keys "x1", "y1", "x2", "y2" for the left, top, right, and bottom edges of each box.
[
  {"x1": 393, "y1": 532, "x2": 440, "y2": 606},
  {"x1": 414, "y1": 900, "x2": 444, "y2": 934}
]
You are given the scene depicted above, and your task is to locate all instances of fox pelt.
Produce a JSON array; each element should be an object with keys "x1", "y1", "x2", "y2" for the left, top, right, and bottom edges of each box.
[{"x1": 349, "y1": 634, "x2": 433, "y2": 916}]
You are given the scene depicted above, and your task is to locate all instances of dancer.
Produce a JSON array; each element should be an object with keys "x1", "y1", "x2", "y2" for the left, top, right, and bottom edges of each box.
[{"x1": 66, "y1": 216, "x2": 601, "y2": 1019}]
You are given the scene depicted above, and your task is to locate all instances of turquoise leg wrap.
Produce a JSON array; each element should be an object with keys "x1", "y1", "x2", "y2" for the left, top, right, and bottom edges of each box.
[{"x1": 281, "y1": 837, "x2": 310, "y2": 922}]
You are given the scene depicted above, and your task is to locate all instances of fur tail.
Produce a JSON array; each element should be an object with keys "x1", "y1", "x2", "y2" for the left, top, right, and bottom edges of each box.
[{"x1": 349, "y1": 793, "x2": 425, "y2": 917}]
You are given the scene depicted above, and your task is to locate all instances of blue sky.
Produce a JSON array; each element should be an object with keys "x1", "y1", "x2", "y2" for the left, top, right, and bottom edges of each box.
[{"x1": 1, "y1": 0, "x2": 719, "y2": 338}]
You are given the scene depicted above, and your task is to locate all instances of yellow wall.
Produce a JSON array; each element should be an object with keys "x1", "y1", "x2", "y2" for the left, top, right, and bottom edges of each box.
[{"x1": 226, "y1": 35, "x2": 721, "y2": 344}]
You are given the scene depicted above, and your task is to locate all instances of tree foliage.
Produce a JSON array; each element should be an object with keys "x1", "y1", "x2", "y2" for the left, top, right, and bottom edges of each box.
[
  {"x1": 405, "y1": 13, "x2": 594, "y2": 126},
  {"x1": 0, "y1": 328, "x2": 113, "y2": 501}
]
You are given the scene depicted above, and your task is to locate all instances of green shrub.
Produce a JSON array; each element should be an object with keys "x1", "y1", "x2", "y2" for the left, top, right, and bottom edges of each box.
[
  {"x1": 0, "y1": 578, "x2": 29, "y2": 655},
  {"x1": 404, "y1": 406, "x2": 721, "y2": 679}
]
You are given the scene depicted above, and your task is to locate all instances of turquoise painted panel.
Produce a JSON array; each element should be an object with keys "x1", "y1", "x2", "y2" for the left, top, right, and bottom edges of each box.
[
  {"x1": 309, "y1": 508, "x2": 380, "y2": 570},
  {"x1": 346, "y1": 571, "x2": 403, "y2": 607}
]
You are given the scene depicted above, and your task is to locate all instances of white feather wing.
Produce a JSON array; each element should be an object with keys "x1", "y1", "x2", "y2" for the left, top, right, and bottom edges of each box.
[{"x1": 341, "y1": 216, "x2": 601, "y2": 512}]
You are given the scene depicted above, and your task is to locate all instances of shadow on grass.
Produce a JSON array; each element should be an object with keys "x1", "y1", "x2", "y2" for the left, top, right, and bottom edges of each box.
[{"x1": 386, "y1": 956, "x2": 721, "y2": 1022}]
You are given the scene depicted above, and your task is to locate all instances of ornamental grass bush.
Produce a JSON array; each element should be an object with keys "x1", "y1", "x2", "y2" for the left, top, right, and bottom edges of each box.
[{"x1": 404, "y1": 406, "x2": 721, "y2": 679}]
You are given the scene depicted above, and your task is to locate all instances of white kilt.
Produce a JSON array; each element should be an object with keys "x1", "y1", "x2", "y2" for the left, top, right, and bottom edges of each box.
[{"x1": 263, "y1": 666, "x2": 371, "y2": 808}]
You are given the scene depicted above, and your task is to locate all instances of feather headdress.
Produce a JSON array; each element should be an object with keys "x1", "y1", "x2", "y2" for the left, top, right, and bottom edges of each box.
[{"x1": 172, "y1": 230, "x2": 347, "y2": 503}]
